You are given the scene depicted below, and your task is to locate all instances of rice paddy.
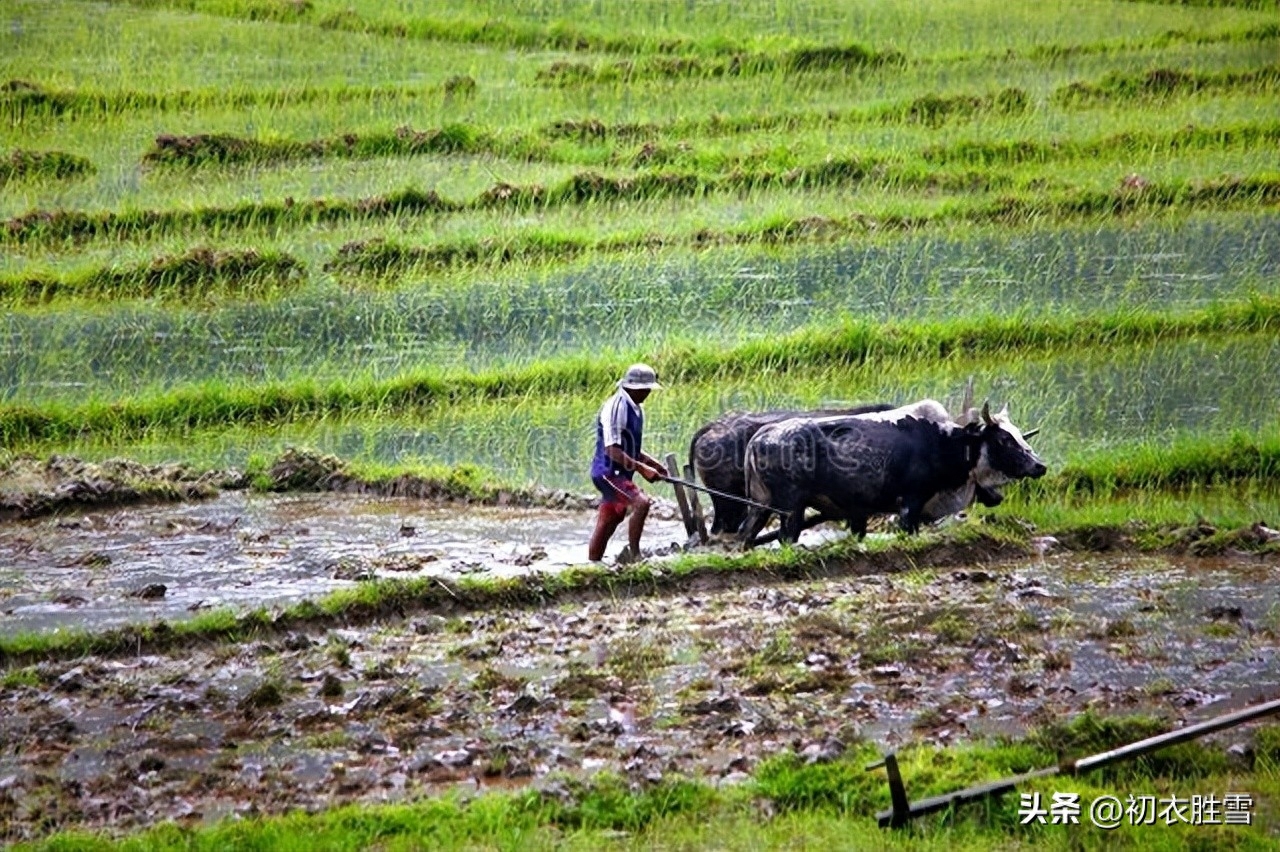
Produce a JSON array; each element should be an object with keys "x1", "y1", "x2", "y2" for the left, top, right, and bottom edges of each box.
[{"x1": 2, "y1": 0, "x2": 1279, "y2": 847}]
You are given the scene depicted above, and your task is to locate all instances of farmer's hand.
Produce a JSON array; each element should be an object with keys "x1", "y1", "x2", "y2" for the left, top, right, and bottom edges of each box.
[
  {"x1": 652, "y1": 462, "x2": 669, "y2": 478},
  {"x1": 639, "y1": 464, "x2": 662, "y2": 482}
]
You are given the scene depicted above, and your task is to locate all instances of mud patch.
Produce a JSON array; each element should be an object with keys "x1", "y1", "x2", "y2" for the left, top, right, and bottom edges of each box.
[
  {"x1": 1, "y1": 552, "x2": 1276, "y2": 842},
  {"x1": 0, "y1": 491, "x2": 686, "y2": 635}
]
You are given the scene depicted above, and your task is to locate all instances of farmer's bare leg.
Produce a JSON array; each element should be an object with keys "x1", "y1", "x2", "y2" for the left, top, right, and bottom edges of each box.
[
  {"x1": 626, "y1": 492, "x2": 652, "y2": 556},
  {"x1": 589, "y1": 502, "x2": 627, "y2": 562}
]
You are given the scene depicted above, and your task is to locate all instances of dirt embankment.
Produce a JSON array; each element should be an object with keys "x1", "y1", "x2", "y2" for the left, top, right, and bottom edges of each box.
[
  {"x1": 0, "y1": 449, "x2": 599, "y2": 523},
  {"x1": 0, "y1": 455, "x2": 242, "y2": 522}
]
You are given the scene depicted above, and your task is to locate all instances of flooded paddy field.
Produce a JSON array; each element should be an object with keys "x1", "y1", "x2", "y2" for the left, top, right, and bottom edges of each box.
[
  {"x1": 0, "y1": 492, "x2": 689, "y2": 635},
  {"x1": 36, "y1": 332, "x2": 1276, "y2": 497},
  {"x1": 1, "y1": 532, "x2": 1277, "y2": 840},
  {"x1": 4, "y1": 212, "x2": 1277, "y2": 405}
]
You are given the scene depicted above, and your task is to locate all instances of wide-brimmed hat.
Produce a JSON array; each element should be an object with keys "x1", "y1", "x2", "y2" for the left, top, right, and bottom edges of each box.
[{"x1": 618, "y1": 363, "x2": 662, "y2": 390}]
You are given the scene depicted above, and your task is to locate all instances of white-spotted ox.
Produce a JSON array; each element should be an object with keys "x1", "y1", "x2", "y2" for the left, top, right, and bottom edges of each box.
[{"x1": 739, "y1": 401, "x2": 1046, "y2": 547}]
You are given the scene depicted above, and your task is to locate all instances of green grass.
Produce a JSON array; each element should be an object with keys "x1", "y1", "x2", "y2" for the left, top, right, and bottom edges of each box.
[
  {"x1": 3, "y1": 300, "x2": 1279, "y2": 445},
  {"x1": 3, "y1": 210, "x2": 1270, "y2": 410},
  {"x1": 6, "y1": 163, "x2": 1278, "y2": 246},
  {"x1": 88, "y1": 0, "x2": 1280, "y2": 58}
]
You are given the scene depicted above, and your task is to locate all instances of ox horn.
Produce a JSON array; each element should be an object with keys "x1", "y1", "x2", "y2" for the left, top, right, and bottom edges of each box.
[
  {"x1": 981, "y1": 401, "x2": 994, "y2": 426},
  {"x1": 955, "y1": 376, "x2": 975, "y2": 425},
  {"x1": 1023, "y1": 427, "x2": 1041, "y2": 439}
]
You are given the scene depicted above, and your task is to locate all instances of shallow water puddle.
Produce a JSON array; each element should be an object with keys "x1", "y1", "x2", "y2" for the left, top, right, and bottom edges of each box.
[{"x1": 0, "y1": 492, "x2": 688, "y2": 635}]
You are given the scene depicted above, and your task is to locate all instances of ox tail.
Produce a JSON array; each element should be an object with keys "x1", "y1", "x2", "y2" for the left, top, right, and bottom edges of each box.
[
  {"x1": 742, "y1": 443, "x2": 767, "y2": 505},
  {"x1": 688, "y1": 421, "x2": 718, "y2": 483}
]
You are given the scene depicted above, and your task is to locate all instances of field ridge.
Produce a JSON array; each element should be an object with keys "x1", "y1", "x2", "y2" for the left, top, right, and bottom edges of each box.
[{"x1": 6, "y1": 167, "x2": 1278, "y2": 246}]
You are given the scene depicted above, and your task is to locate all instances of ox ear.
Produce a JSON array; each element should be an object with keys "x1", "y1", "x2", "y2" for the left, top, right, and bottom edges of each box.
[
  {"x1": 998, "y1": 403, "x2": 1010, "y2": 420},
  {"x1": 981, "y1": 401, "x2": 994, "y2": 426},
  {"x1": 1023, "y1": 427, "x2": 1041, "y2": 439}
]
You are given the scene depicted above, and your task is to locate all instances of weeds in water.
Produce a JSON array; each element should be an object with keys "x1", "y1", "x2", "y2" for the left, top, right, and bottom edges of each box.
[{"x1": 604, "y1": 635, "x2": 671, "y2": 685}]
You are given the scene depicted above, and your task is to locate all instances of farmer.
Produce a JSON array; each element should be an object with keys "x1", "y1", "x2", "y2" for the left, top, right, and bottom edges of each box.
[{"x1": 588, "y1": 363, "x2": 668, "y2": 563}]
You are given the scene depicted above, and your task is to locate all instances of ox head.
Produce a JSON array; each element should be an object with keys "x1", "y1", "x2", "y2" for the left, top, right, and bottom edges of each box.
[{"x1": 974, "y1": 401, "x2": 1047, "y2": 484}]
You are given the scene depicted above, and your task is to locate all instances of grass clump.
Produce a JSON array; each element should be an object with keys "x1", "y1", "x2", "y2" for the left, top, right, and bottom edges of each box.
[
  {"x1": 535, "y1": 42, "x2": 905, "y2": 86},
  {"x1": 0, "y1": 247, "x2": 305, "y2": 305},
  {"x1": 0, "y1": 149, "x2": 94, "y2": 183},
  {"x1": 141, "y1": 125, "x2": 536, "y2": 169},
  {"x1": 1039, "y1": 430, "x2": 1280, "y2": 496},
  {"x1": 922, "y1": 120, "x2": 1280, "y2": 167},
  {"x1": 884, "y1": 88, "x2": 1029, "y2": 127},
  {"x1": 0, "y1": 78, "x2": 439, "y2": 123},
  {"x1": 1053, "y1": 64, "x2": 1280, "y2": 104}
]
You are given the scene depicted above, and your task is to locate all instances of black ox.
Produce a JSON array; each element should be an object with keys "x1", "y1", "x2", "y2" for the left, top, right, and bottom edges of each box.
[
  {"x1": 690, "y1": 397, "x2": 1014, "y2": 536},
  {"x1": 739, "y1": 402, "x2": 1046, "y2": 547},
  {"x1": 688, "y1": 402, "x2": 892, "y2": 535}
]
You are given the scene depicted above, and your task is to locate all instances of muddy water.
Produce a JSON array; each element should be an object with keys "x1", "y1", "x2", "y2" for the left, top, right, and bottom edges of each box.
[
  {"x1": 0, "y1": 492, "x2": 689, "y2": 635},
  {"x1": 2, "y1": 549, "x2": 1279, "y2": 842}
]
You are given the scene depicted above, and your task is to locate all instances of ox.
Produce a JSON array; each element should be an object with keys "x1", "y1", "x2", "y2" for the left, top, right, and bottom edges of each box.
[
  {"x1": 688, "y1": 403, "x2": 893, "y2": 535},
  {"x1": 739, "y1": 402, "x2": 1046, "y2": 547},
  {"x1": 690, "y1": 395, "x2": 1013, "y2": 535}
]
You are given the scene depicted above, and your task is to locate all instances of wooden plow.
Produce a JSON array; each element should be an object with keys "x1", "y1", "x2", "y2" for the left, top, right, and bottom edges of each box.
[
  {"x1": 663, "y1": 452, "x2": 709, "y2": 545},
  {"x1": 868, "y1": 696, "x2": 1280, "y2": 828}
]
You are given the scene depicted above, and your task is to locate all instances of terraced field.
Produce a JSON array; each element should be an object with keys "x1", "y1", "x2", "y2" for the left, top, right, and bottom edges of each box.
[{"x1": 2, "y1": 0, "x2": 1280, "y2": 848}]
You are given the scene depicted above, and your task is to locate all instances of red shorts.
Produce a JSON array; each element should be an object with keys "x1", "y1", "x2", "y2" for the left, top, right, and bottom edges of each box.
[{"x1": 593, "y1": 472, "x2": 642, "y2": 513}]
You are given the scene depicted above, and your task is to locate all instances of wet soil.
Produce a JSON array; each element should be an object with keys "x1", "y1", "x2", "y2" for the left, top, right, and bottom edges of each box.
[
  {"x1": 0, "y1": 492, "x2": 688, "y2": 634},
  {"x1": 2, "y1": 542, "x2": 1278, "y2": 842}
]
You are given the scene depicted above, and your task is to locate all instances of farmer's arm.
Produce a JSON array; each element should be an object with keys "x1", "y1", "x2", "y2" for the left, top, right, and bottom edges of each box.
[
  {"x1": 605, "y1": 445, "x2": 662, "y2": 479},
  {"x1": 636, "y1": 451, "x2": 668, "y2": 476}
]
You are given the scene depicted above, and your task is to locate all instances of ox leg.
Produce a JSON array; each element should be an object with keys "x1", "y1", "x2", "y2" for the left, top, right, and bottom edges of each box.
[
  {"x1": 739, "y1": 507, "x2": 773, "y2": 550},
  {"x1": 897, "y1": 499, "x2": 924, "y2": 534},
  {"x1": 750, "y1": 511, "x2": 833, "y2": 546},
  {"x1": 708, "y1": 491, "x2": 747, "y2": 536},
  {"x1": 780, "y1": 507, "x2": 806, "y2": 544},
  {"x1": 708, "y1": 497, "x2": 730, "y2": 535},
  {"x1": 846, "y1": 515, "x2": 869, "y2": 540}
]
